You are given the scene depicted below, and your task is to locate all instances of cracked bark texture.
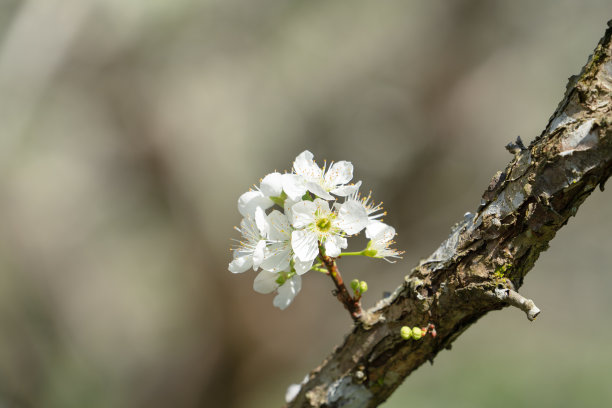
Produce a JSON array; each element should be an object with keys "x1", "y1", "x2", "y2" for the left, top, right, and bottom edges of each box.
[{"x1": 286, "y1": 21, "x2": 612, "y2": 408}]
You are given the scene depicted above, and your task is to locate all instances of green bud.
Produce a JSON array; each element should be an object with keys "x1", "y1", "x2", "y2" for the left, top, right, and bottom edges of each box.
[
  {"x1": 359, "y1": 281, "x2": 368, "y2": 293},
  {"x1": 411, "y1": 327, "x2": 423, "y2": 340},
  {"x1": 350, "y1": 279, "x2": 360, "y2": 292},
  {"x1": 400, "y1": 326, "x2": 412, "y2": 340}
]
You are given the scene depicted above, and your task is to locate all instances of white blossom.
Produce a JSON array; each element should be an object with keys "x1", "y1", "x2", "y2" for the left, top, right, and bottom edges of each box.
[
  {"x1": 258, "y1": 210, "x2": 314, "y2": 275},
  {"x1": 342, "y1": 181, "x2": 385, "y2": 229},
  {"x1": 253, "y1": 270, "x2": 280, "y2": 294},
  {"x1": 237, "y1": 172, "x2": 285, "y2": 217},
  {"x1": 237, "y1": 190, "x2": 273, "y2": 218},
  {"x1": 228, "y1": 207, "x2": 268, "y2": 273},
  {"x1": 335, "y1": 200, "x2": 369, "y2": 235},
  {"x1": 290, "y1": 198, "x2": 367, "y2": 261},
  {"x1": 283, "y1": 196, "x2": 300, "y2": 224},
  {"x1": 282, "y1": 150, "x2": 359, "y2": 201},
  {"x1": 259, "y1": 210, "x2": 292, "y2": 272},
  {"x1": 260, "y1": 172, "x2": 284, "y2": 197},
  {"x1": 253, "y1": 270, "x2": 302, "y2": 310},
  {"x1": 274, "y1": 275, "x2": 302, "y2": 310},
  {"x1": 229, "y1": 149, "x2": 403, "y2": 311},
  {"x1": 365, "y1": 220, "x2": 403, "y2": 262}
]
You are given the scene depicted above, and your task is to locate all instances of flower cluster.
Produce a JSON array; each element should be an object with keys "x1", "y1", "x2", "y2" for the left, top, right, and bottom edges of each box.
[{"x1": 229, "y1": 150, "x2": 402, "y2": 309}]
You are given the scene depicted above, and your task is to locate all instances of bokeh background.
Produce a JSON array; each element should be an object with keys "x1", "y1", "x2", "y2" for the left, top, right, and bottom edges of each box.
[{"x1": 0, "y1": 1, "x2": 611, "y2": 407}]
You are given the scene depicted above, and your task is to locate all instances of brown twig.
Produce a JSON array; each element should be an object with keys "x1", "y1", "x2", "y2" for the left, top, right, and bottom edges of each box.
[
  {"x1": 486, "y1": 288, "x2": 541, "y2": 321},
  {"x1": 318, "y1": 246, "x2": 363, "y2": 321}
]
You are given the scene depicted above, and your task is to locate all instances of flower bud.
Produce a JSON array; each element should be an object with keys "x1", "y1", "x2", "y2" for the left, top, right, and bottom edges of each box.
[
  {"x1": 400, "y1": 326, "x2": 412, "y2": 340},
  {"x1": 411, "y1": 327, "x2": 423, "y2": 340},
  {"x1": 350, "y1": 279, "x2": 360, "y2": 292},
  {"x1": 359, "y1": 281, "x2": 368, "y2": 293}
]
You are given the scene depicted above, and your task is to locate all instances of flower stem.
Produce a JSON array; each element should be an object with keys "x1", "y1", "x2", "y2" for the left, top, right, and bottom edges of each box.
[
  {"x1": 318, "y1": 245, "x2": 363, "y2": 321},
  {"x1": 338, "y1": 251, "x2": 366, "y2": 257}
]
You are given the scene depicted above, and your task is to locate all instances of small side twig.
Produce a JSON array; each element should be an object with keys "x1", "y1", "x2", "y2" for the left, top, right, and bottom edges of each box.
[
  {"x1": 489, "y1": 287, "x2": 541, "y2": 321},
  {"x1": 318, "y1": 246, "x2": 363, "y2": 321}
]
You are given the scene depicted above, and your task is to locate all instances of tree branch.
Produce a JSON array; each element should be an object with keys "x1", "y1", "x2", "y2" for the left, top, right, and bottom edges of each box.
[
  {"x1": 485, "y1": 287, "x2": 541, "y2": 321},
  {"x1": 319, "y1": 247, "x2": 364, "y2": 321},
  {"x1": 286, "y1": 20, "x2": 612, "y2": 408}
]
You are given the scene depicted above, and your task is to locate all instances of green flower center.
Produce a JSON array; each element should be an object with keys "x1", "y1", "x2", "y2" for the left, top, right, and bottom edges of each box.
[{"x1": 316, "y1": 217, "x2": 332, "y2": 232}]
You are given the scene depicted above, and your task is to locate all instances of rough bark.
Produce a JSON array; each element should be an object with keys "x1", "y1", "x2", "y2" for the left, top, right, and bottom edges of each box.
[{"x1": 286, "y1": 21, "x2": 612, "y2": 408}]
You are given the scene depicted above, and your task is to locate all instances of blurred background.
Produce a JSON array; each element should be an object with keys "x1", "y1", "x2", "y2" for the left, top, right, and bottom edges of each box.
[{"x1": 0, "y1": 1, "x2": 611, "y2": 407}]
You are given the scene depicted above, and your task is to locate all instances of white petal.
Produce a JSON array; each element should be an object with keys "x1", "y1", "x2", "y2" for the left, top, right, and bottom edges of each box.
[
  {"x1": 266, "y1": 210, "x2": 291, "y2": 241},
  {"x1": 281, "y1": 174, "x2": 307, "y2": 201},
  {"x1": 312, "y1": 198, "x2": 331, "y2": 214},
  {"x1": 331, "y1": 182, "x2": 361, "y2": 197},
  {"x1": 306, "y1": 181, "x2": 334, "y2": 200},
  {"x1": 283, "y1": 197, "x2": 299, "y2": 222},
  {"x1": 294, "y1": 257, "x2": 314, "y2": 275},
  {"x1": 324, "y1": 161, "x2": 353, "y2": 186},
  {"x1": 292, "y1": 275, "x2": 303, "y2": 292},
  {"x1": 260, "y1": 172, "x2": 283, "y2": 197},
  {"x1": 252, "y1": 240, "x2": 267, "y2": 270},
  {"x1": 293, "y1": 150, "x2": 322, "y2": 180},
  {"x1": 228, "y1": 254, "x2": 252, "y2": 273},
  {"x1": 366, "y1": 220, "x2": 394, "y2": 240},
  {"x1": 291, "y1": 230, "x2": 319, "y2": 262},
  {"x1": 374, "y1": 225, "x2": 396, "y2": 243},
  {"x1": 336, "y1": 200, "x2": 369, "y2": 235},
  {"x1": 254, "y1": 206, "x2": 269, "y2": 237},
  {"x1": 273, "y1": 276, "x2": 302, "y2": 310},
  {"x1": 253, "y1": 270, "x2": 279, "y2": 294},
  {"x1": 260, "y1": 244, "x2": 291, "y2": 272},
  {"x1": 290, "y1": 201, "x2": 317, "y2": 229},
  {"x1": 238, "y1": 191, "x2": 273, "y2": 217},
  {"x1": 324, "y1": 235, "x2": 347, "y2": 257},
  {"x1": 231, "y1": 248, "x2": 247, "y2": 259}
]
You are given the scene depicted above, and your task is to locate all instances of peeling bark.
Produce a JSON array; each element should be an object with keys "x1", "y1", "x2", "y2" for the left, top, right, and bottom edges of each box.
[{"x1": 286, "y1": 21, "x2": 612, "y2": 408}]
